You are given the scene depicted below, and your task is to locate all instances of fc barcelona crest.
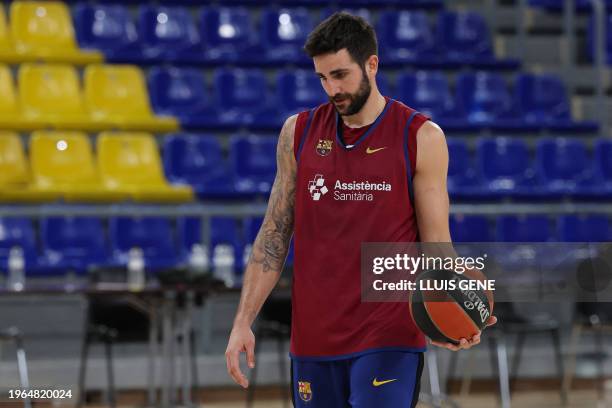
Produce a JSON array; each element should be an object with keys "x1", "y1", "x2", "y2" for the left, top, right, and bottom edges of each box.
[
  {"x1": 316, "y1": 139, "x2": 333, "y2": 156},
  {"x1": 298, "y1": 381, "x2": 312, "y2": 402}
]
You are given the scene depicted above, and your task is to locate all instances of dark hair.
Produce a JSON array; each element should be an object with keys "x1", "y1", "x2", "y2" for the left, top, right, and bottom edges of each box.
[{"x1": 304, "y1": 12, "x2": 378, "y2": 67}]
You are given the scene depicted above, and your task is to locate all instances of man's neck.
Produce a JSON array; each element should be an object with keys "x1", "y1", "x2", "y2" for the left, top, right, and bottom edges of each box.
[{"x1": 341, "y1": 91, "x2": 386, "y2": 128}]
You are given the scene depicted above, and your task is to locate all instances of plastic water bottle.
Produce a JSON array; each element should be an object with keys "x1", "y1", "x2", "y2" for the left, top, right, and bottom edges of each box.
[
  {"x1": 127, "y1": 247, "x2": 145, "y2": 291},
  {"x1": 189, "y1": 244, "x2": 209, "y2": 276},
  {"x1": 213, "y1": 244, "x2": 235, "y2": 288},
  {"x1": 8, "y1": 247, "x2": 25, "y2": 292}
]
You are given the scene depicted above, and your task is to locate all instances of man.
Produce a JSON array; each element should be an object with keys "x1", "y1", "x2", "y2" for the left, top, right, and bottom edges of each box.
[{"x1": 226, "y1": 12, "x2": 496, "y2": 407}]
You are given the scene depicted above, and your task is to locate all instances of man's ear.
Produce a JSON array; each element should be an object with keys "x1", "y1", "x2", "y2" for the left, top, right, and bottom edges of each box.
[{"x1": 367, "y1": 55, "x2": 379, "y2": 75}]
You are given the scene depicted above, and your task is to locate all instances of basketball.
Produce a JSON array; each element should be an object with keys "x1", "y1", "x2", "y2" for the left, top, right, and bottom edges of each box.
[{"x1": 410, "y1": 269, "x2": 495, "y2": 345}]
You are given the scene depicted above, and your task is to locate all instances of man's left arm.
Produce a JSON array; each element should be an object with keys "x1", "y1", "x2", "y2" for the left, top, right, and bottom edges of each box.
[{"x1": 413, "y1": 121, "x2": 496, "y2": 351}]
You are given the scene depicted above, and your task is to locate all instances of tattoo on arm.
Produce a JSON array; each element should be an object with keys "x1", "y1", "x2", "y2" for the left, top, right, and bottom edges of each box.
[{"x1": 249, "y1": 116, "x2": 297, "y2": 273}]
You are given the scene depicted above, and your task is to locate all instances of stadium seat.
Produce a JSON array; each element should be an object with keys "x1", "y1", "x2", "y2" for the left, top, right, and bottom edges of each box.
[
  {"x1": 277, "y1": 69, "x2": 327, "y2": 116},
  {"x1": 529, "y1": 0, "x2": 612, "y2": 12},
  {"x1": 593, "y1": 139, "x2": 612, "y2": 197},
  {"x1": 84, "y1": 64, "x2": 179, "y2": 131},
  {"x1": 455, "y1": 72, "x2": 520, "y2": 130},
  {"x1": 0, "y1": 132, "x2": 59, "y2": 203},
  {"x1": 0, "y1": 64, "x2": 34, "y2": 130},
  {"x1": 138, "y1": 6, "x2": 204, "y2": 64},
  {"x1": 496, "y1": 215, "x2": 553, "y2": 242},
  {"x1": 230, "y1": 135, "x2": 277, "y2": 195},
  {"x1": 214, "y1": 68, "x2": 278, "y2": 129},
  {"x1": 558, "y1": 214, "x2": 610, "y2": 242},
  {"x1": 244, "y1": 216, "x2": 264, "y2": 244},
  {"x1": 74, "y1": 4, "x2": 145, "y2": 63},
  {"x1": 377, "y1": 11, "x2": 438, "y2": 65},
  {"x1": 10, "y1": 1, "x2": 103, "y2": 64},
  {"x1": 18, "y1": 63, "x2": 102, "y2": 131},
  {"x1": 0, "y1": 218, "x2": 39, "y2": 273},
  {"x1": 163, "y1": 134, "x2": 237, "y2": 198},
  {"x1": 514, "y1": 74, "x2": 598, "y2": 132},
  {"x1": 260, "y1": 8, "x2": 313, "y2": 64},
  {"x1": 436, "y1": 11, "x2": 519, "y2": 69},
  {"x1": 587, "y1": 13, "x2": 612, "y2": 65},
  {"x1": 494, "y1": 215, "x2": 555, "y2": 271},
  {"x1": 29, "y1": 131, "x2": 126, "y2": 203},
  {"x1": 321, "y1": 7, "x2": 373, "y2": 23},
  {"x1": 0, "y1": 4, "x2": 19, "y2": 62},
  {"x1": 396, "y1": 71, "x2": 470, "y2": 132},
  {"x1": 109, "y1": 217, "x2": 179, "y2": 272},
  {"x1": 476, "y1": 137, "x2": 536, "y2": 198},
  {"x1": 449, "y1": 214, "x2": 492, "y2": 242},
  {"x1": 535, "y1": 137, "x2": 595, "y2": 198},
  {"x1": 200, "y1": 7, "x2": 261, "y2": 64},
  {"x1": 446, "y1": 138, "x2": 484, "y2": 199},
  {"x1": 98, "y1": 132, "x2": 194, "y2": 203},
  {"x1": 40, "y1": 217, "x2": 110, "y2": 274},
  {"x1": 337, "y1": 0, "x2": 444, "y2": 7},
  {"x1": 147, "y1": 67, "x2": 217, "y2": 129}
]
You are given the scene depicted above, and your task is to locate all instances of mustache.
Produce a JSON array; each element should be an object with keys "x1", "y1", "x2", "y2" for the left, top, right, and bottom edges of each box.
[{"x1": 331, "y1": 93, "x2": 352, "y2": 102}]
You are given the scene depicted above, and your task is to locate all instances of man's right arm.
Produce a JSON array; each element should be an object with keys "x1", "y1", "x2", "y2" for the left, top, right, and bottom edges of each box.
[{"x1": 225, "y1": 114, "x2": 298, "y2": 388}]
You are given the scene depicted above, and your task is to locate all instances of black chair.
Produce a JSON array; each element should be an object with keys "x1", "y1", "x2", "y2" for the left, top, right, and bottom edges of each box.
[
  {"x1": 246, "y1": 295, "x2": 291, "y2": 408},
  {"x1": 1, "y1": 327, "x2": 31, "y2": 408}
]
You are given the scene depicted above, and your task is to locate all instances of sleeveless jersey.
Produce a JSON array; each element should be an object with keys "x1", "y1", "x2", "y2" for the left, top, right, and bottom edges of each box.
[{"x1": 291, "y1": 97, "x2": 430, "y2": 360}]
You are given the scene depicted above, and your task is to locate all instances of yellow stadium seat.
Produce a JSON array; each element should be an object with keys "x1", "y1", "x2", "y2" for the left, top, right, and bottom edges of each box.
[
  {"x1": 29, "y1": 131, "x2": 127, "y2": 203},
  {"x1": 0, "y1": 64, "x2": 41, "y2": 130},
  {"x1": 10, "y1": 1, "x2": 102, "y2": 64},
  {"x1": 97, "y1": 132, "x2": 193, "y2": 203},
  {"x1": 0, "y1": 131, "x2": 58, "y2": 202},
  {"x1": 19, "y1": 64, "x2": 104, "y2": 131},
  {"x1": 0, "y1": 5, "x2": 19, "y2": 63},
  {"x1": 85, "y1": 65, "x2": 179, "y2": 132}
]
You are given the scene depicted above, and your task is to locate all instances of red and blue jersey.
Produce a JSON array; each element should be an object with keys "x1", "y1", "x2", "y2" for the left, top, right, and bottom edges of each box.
[{"x1": 291, "y1": 97, "x2": 430, "y2": 360}]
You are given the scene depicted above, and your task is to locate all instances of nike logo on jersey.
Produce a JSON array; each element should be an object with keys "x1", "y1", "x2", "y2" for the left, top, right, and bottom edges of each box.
[
  {"x1": 372, "y1": 378, "x2": 398, "y2": 387},
  {"x1": 366, "y1": 146, "x2": 387, "y2": 154}
]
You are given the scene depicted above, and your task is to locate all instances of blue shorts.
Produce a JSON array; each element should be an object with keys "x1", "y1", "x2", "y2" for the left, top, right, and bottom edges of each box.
[{"x1": 291, "y1": 351, "x2": 424, "y2": 408}]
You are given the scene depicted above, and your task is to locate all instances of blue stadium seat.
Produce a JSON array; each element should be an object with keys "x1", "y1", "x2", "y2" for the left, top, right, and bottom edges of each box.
[
  {"x1": 200, "y1": 7, "x2": 261, "y2": 64},
  {"x1": 377, "y1": 11, "x2": 438, "y2": 65},
  {"x1": 40, "y1": 217, "x2": 109, "y2": 274},
  {"x1": 244, "y1": 216, "x2": 264, "y2": 244},
  {"x1": 436, "y1": 11, "x2": 520, "y2": 70},
  {"x1": 138, "y1": 6, "x2": 204, "y2": 64},
  {"x1": 447, "y1": 138, "x2": 484, "y2": 199},
  {"x1": 515, "y1": 74, "x2": 598, "y2": 132},
  {"x1": 477, "y1": 137, "x2": 536, "y2": 198},
  {"x1": 496, "y1": 215, "x2": 552, "y2": 242},
  {"x1": 337, "y1": 0, "x2": 443, "y2": 7},
  {"x1": 535, "y1": 138, "x2": 595, "y2": 198},
  {"x1": 397, "y1": 71, "x2": 470, "y2": 132},
  {"x1": 109, "y1": 217, "x2": 179, "y2": 272},
  {"x1": 450, "y1": 215, "x2": 492, "y2": 242},
  {"x1": 593, "y1": 138, "x2": 612, "y2": 197},
  {"x1": 214, "y1": 68, "x2": 279, "y2": 129},
  {"x1": 163, "y1": 134, "x2": 237, "y2": 199},
  {"x1": 455, "y1": 72, "x2": 521, "y2": 130},
  {"x1": 230, "y1": 135, "x2": 277, "y2": 195},
  {"x1": 74, "y1": 4, "x2": 145, "y2": 63},
  {"x1": 588, "y1": 13, "x2": 612, "y2": 65},
  {"x1": 376, "y1": 71, "x2": 394, "y2": 99},
  {"x1": 277, "y1": 69, "x2": 327, "y2": 116},
  {"x1": 321, "y1": 7, "x2": 373, "y2": 23},
  {"x1": 0, "y1": 218, "x2": 38, "y2": 275},
  {"x1": 494, "y1": 215, "x2": 555, "y2": 271},
  {"x1": 558, "y1": 215, "x2": 611, "y2": 242},
  {"x1": 260, "y1": 8, "x2": 313, "y2": 64},
  {"x1": 148, "y1": 67, "x2": 218, "y2": 129},
  {"x1": 529, "y1": 0, "x2": 612, "y2": 12}
]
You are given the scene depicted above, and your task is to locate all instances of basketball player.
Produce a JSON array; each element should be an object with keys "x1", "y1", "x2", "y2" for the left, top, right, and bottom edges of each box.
[{"x1": 226, "y1": 12, "x2": 497, "y2": 407}]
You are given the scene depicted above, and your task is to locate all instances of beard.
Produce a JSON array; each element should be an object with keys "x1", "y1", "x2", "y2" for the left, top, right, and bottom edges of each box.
[{"x1": 330, "y1": 71, "x2": 372, "y2": 116}]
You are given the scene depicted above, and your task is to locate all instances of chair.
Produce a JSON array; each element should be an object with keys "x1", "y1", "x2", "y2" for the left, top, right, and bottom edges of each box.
[
  {"x1": 0, "y1": 218, "x2": 38, "y2": 274},
  {"x1": 449, "y1": 214, "x2": 492, "y2": 242},
  {"x1": 446, "y1": 138, "x2": 483, "y2": 199},
  {"x1": 138, "y1": 6, "x2": 203, "y2": 64},
  {"x1": 0, "y1": 327, "x2": 31, "y2": 408},
  {"x1": 163, "y1": 134, "x2": 236, "y2": 198},
  {"x1": 199, "y1": 7, "x2": 260, "y2": 64},
  {"x1": 74, "y1": 4, "x2": 145, "y2": 63},
  {"x1": 476, "y1": 137, "x2": 536, "y2": 198},
  {"x1": 514, "y1": 74, "x2": 598, "y2": 132},
  {"x1": 29, "y1": 131, "x2": 126, "y2": 203},
  {"x1": 535, "y1": 138, "x2": 594, "y2": 198},
  {"x1": 558, "y1": 214, "x2": 610, "y2": 242},
  {"x1": 84, "y1": 64, "x2": 179, "y2": 132},
  {"x1": 97, "y1": 132, "x2": 194, "y2": 203},
  {"x1": 230, "y1": 135, "x2": 277, "y2": 195},
  {"x1": 260, "y1": 8, "x2": 312, "y2": 64},
  {"x1": 0, "y1": 4, "x2": 19, "y2": 62},
  {"x1": 276, "y1": 69, "x2": 327, "y2": 116},
  {"x1": 178, "y1": 217, "x2": 242, "y2": 270},
  {"x1": 147, "y1": 67, "x2": 217, "y2": 129},
  {"x1": 10, "y1": 1, "x2": 102, "y2": 64},
  {"x1": 0, "y1": 65, "x2": 34, "y2": 130},
  {"x1": 18, "y1": 64, "x2": 101, "y2": 131},
  {"x1": 214, "y1": 68, "x2": 278, "y2": 129},
  {"x1": 377, "y1": 11, "x2": 438, "y2": 64},
  {"x1": 40, "y1": 217, "x2": 110, "y2": 275},
  {"x1": 592, "y1": 138, "x2": 612, "y2": 198}
]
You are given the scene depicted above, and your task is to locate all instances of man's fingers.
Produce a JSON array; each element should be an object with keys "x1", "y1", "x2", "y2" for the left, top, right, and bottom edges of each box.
[
  {"x1": 226, "y1": 349, "x2": 248, "y2": 388},
  {"x1": 486, "y1": 316, "x2": 498, "y2": 327},
  {"x1": 246, "y1": 339, "x2": 256, "y2": 369}
]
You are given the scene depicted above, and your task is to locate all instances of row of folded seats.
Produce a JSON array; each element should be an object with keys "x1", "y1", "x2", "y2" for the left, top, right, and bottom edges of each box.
[
  {"x1": 0, "y1": 62, "x2": 593, "y2": 133},
  {"x1": 147, "y1": 68, "x2": 596, "y2": 132},
  {"x1": 0, "y1": 213, "x2": 608, "y2": 276},
  {"x1": 3, "y1": 132, "x2": 612, "y2": 201}
]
